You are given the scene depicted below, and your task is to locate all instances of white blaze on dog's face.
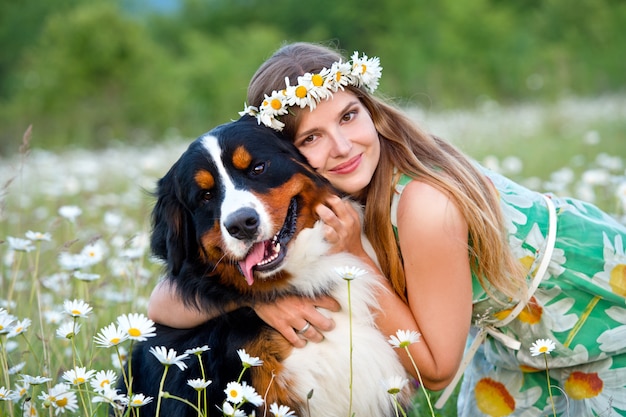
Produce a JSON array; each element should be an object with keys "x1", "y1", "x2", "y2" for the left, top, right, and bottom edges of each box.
[
  {"x1": 200, "y1": 135, "x2": 274, "y2": 260},
  {"x1": 155, "y1": 117, "x2": 332, "y2": 291}
]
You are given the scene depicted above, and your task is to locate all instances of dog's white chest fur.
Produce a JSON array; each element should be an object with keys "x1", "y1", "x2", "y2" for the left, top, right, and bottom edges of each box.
[{"x1": 278, "y1": 221, "x2": 412, "y2": 416}]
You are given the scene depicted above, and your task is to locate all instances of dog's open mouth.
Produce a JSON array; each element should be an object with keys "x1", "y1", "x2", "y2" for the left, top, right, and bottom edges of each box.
[{"x1": 238, "y1": 198, "x2": 298, "y2": 285}]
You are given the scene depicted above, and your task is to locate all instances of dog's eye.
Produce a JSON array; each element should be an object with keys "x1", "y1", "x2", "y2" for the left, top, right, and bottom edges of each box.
[
  {"x1": 251, "y1": 162, "x2": 266, "y2": 176},
  {"x1": 201, "y1": 191, "x2": 213, "y2": 201}
]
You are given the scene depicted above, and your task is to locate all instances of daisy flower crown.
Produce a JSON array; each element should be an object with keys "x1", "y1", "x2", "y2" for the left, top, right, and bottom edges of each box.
[{"x1": 239, "y1": 51, "x2": 382, "y2": 131}]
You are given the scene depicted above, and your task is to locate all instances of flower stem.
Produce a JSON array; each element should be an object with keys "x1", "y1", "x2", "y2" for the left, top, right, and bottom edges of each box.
[
  {"x1": 544, "y1": 353, "x2": 556, "y2": 417},
  {"x1": 155, "y1": 365, "x2": 170, "y2": 417},
  {"x1": 346, "y1": 279, "x2": 354, "y2": 417},
  {"x1": 403, "y1": 346, "x2": 435, "y2": 417}
]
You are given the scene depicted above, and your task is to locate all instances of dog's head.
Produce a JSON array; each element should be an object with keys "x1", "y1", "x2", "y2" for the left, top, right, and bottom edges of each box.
[{"x1": 151, "y1": 116, "x2": 334, "y2": 299}]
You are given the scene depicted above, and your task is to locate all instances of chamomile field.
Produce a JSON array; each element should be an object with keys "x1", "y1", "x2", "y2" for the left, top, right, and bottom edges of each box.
[{"x1": 1, "y1": 95, "x2": 625, "y2": 417}]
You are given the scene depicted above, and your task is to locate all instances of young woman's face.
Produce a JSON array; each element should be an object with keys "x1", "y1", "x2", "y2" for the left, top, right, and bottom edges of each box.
[{"x1": 293, "y1": 90, "x2": 380, "y2": 195}]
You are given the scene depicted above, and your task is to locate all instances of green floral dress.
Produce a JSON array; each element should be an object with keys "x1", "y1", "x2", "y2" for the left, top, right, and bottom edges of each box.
[{"x1": 391, "y1": 168, "x2": 626, "y2": 416}]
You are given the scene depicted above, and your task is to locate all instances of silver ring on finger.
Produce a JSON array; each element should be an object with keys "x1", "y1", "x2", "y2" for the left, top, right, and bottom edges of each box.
[{"x1": 297, "y1": 321, "x2": 311, "y2": 335}]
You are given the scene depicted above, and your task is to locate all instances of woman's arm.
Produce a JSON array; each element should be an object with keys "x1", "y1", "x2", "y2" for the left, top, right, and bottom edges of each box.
[
  {"x1": 147, "y1": 280, "x2": 216, "y2": 328},
  {"x1": 318, "y1": 189, "x2": 472, "y2": 390},
  {"x1": 383, "y1": 180, "x2": 472, "y2": 390},
  {"x1": 147, "y1": 276, "x2": 340, "y2": 343}
]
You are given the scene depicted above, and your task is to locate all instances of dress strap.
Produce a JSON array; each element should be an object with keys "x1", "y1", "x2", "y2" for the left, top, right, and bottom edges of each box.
[{"x1": 435, "y1": 194, "x2": 558, "y2": 409}]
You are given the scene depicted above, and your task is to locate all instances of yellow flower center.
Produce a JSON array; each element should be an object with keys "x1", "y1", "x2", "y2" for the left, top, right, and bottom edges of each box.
[
  {"x1": 132, "y1": 398, "x2": 143, "y2": 405},
  {"x1": 475, "y1": 378, "x2": 515, "y2": 417},
  {"x1": 270, "y1": 98, "x2": 282, "y2": 110},
  {"x1": 128, "y1": 328, "x2": 141, "y2": 337},
  {"x1": 75, "y1": 377, "x2": 85, "y2": 384},
  {"x1": 609, "y1": 263, "x2": 626, "y2": 296},
  {"x1": 295, "y1": 85, "x2": 308, "y2": 99},
  {"x1": 229, "y1": 389, "x2": 238, "y2": 398},
  {"x1": 101, "y1": 380, "x2": 110, "y2": 388},
  {"x1": 110, "y1": 337, "x2": 120, "y2": 344},
  {"x1": 56, "y1": 397, "x2": 68, "y2": 408},
  {"x1": 335, "y1": 71, "x2": 342, "y2": 82},
  {"x1": 71, "y1": 310, "x2": 81, "y2": 315},
  {"x1": 494, "y1": 297, "x2": 542, "y2": 324},
  {"x1": 360, "y1": 64, "x2": 367, "y2": 74},
  {"x1": 519, "y1": 255, "x2": 535, "y2": 272},
  {"x1": 539, "y1": 346, "x2": 548, "y2": 353},
  {"x1": 519, "y1": 364, "x2": 540, "y2": 373},
  {"x1": 564, "y1": 371, "x2": 603, "y2": 400},
  {"x1": 312, "y1": 73, "x2": 324, "y2": 87}
]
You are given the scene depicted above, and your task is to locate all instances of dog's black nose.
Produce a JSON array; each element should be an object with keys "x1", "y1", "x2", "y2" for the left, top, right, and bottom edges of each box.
[{"x1": 225, "y1": 208, "x2": 260, "y2": 240}]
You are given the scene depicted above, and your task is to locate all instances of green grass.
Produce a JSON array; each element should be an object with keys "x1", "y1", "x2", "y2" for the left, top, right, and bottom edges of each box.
[{"x1": 1, "y1": 95, "x2": 625, "y2": 416}]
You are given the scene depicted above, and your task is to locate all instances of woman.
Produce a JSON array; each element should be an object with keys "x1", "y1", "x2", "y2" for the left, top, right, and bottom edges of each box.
[{"x1": 149, "y1": 42, "x2": 626, "y2": 416}]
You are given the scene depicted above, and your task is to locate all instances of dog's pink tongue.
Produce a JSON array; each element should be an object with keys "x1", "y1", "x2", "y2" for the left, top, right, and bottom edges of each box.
[{"x1": 238, "y1": 242, "x2": 265, "y2": 286}]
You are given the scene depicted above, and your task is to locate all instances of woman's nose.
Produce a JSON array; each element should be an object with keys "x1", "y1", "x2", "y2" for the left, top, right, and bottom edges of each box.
[{"x1": 329, "y1": 131, "x2": 352, "y2": 156}]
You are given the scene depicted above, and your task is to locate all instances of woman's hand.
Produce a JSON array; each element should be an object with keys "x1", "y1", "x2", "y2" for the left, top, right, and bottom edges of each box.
[
  {"x1": 253, "y1": 295, "x2": 340, "y2": 348},
  {"x1": 316, "y1": 195, "x2": 366, "y2": 258}
]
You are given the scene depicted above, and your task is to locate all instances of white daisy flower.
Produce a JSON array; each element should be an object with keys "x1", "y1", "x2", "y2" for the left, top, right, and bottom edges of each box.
[
  {"x1": 149, "y1": 346, "x2": 189, "y2": 371},
  {"x1": 284, "y1": 77, "x2": 316, "y2": 110},
  {"x1": 7, "y1": 236, "x2": 35, "y2": 252},
  {"x1": 0, "y1": 310, "x2": 16, "y2": 335},
  {"x1": 7, "y1": 318, "x2": 32, "y2": 338},
  {"x1": 334, "y1": 265, "x2": 368, "y2": 281},
  {"x1": 388, "y1": 329, "x2": 422, "y2": 348},
  {"x1": 21, "y1": 375, "x2": 52, "y2": 386},
  {"x1": 94, "y1": 322, "x2": 128, "y2": 348},
  {"x1": 382, "y1": 375, "x2": 410, "y2": 395},
  {"x1": 269, "y1": 403, "x2": 296, "y2": 417},
  {"x1": 90, "y1": 370, "x2": 118, "y2": 393},
  {"x1": 350, "y1": 51, "x2": 382, "y2": 92},
  {"x1": 73, "y1": 271, "x2": 100, "y2": 282},
  {"x1": 327, "y1": 60, "x2": 353, "y2": 91},
  {"x1": 529, "y1": 338, "x2": 556, "y2": 356},
  {"x1": 126, "y1": 393, "x2": 153, "y2": 407},
  {"x1": 222, "y1": 400, "x2": 246, "y2": 417},
  {"x1": 63, "y1": 299, "x2": 93, "y2": 318},
  {"x1": 62, "y1": 366, "x2": 96, "y2": 386},
  {"x1": 56, "y1": 321, "x2": 81, "y2": 339},
  {"x1": 80, "y1": 240, "x2": 106, "y2": 265},
  {"x1": 0, "y1": 386, "x2": 16, "y2": 401},
  {"x1": 238, "y1": 103, "x2": 259, "y2": 118},
  {"x1": 39, "y1": 383, "x2": 78, "y2": 414},
  {"x1": 187, "y1": 378, "x2": 212, "y2": 391},
  {"x1": 117, "y1": 313, "x2": 156, "y2": 341},
  {"x1": 224, "y1": 381, "x2": 244, "y2": 404},
  {"x1": 8, "y1": 361, "x2": 26, "y2": 375},
  {"x1": 25, "y1": 230, "x2": 52, "y2": 241},
  {"x1": 297, "y1": 70, "x2": 333, "y2": 102},
  {"x1": 241, "y1": 381, "x2": 263, "y2": 406},
  {"x1": 58, "y1": 205, "x2": 82, "y2": 222},
  {"x1": 237, "y1": 349, "x2": 263, "y2": 368},
  {"x1": 185, "y1": 345, "x2": 210, "y2": 355},
  {"x1": 92, "y1": 386, "x2": 126, "y2": 409}
]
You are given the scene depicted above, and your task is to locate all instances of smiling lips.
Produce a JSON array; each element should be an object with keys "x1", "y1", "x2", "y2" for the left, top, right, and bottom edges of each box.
[{"x1": 331, "y1": 154, "x2": 362, "y2": 175}]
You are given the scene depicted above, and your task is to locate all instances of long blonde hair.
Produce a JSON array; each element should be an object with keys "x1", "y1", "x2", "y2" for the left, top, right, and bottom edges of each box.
[{"x1": 247, "y1": 42, "x2": 526, "y2": 302}]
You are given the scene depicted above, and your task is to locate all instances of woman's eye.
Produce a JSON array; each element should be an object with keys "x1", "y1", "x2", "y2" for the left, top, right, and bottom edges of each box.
[
  {"x1": 342, "y1": 110, "x2": 356, "y2": 122},
  {"x1": 251, "y1": 162, "x2": 266, "y2": 176}
]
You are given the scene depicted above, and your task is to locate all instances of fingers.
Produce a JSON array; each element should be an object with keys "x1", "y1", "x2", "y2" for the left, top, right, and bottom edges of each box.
[{"x1": 254, "y1": 296, "x2": 339, "y2": 348}]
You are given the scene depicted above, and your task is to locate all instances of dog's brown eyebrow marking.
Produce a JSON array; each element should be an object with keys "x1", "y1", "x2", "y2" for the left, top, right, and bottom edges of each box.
[
  {"x1": 232, "y1": 145, "x2": 252, "y2": 170},
  {"x1": 194, "y1": 170, "x2": 214, "y2": 189}
]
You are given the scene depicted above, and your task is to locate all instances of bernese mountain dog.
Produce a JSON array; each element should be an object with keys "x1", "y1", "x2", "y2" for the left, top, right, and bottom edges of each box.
[{"x1": 123, "y1": 115, "x2": 412, "y2": 416}]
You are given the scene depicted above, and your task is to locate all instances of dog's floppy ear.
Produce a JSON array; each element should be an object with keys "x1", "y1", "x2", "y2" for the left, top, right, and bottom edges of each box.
[{"x1": 150, "y1": 164, "x2": 195, "y2": 277}]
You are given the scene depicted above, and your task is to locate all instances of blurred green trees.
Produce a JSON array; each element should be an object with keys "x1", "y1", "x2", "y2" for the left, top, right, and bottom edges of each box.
[{"x1": 1, "y1": 0, "x2": 625, "y2": 154}]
